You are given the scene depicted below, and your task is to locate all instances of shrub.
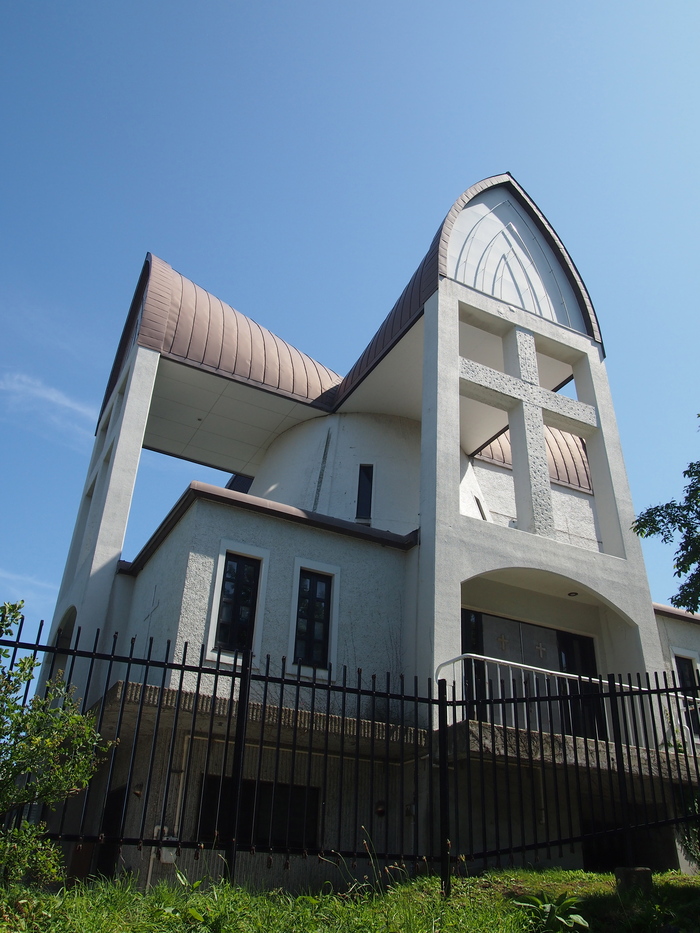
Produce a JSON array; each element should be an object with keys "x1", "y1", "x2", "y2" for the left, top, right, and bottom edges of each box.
[
  {"x1": 677, "y1": 791, "x2": 700, "y2": 869},
  {"x1": 0, "y1": 822, "x2": 63, "y2": 886},
  {"x1": 0, "y1": 601, "x2": 107, "y2": 884}
]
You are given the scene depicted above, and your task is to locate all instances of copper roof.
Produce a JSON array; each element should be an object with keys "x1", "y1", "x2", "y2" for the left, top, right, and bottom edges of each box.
[
  {"x1": 476, "y1": 427, "x2": 592, "y2": 492},
  {"x1": 103, "y1": 175, "x2": 600, "y2": 425},
  {"x1": 101, "y1": 255, "x2": 342, "y2": 419}
]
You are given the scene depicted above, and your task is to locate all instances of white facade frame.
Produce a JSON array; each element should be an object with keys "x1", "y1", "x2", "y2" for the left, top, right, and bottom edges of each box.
[
  {"x1": 671, "y1": 644, "x2": 700, "y2": 680},
  {"x1": 670, "y1": 644, "x2": 700, "y2": 745}
]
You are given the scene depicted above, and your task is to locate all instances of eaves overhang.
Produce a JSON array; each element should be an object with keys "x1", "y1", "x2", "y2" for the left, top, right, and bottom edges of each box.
[
  {"x1": 100, "y1": 254, "x2": 342, "y2": 425},
  {"x1": 118, "y1": 481, "x2": 419, "y2": 576},
  {"x1": 331, "y1": 174, "x2": 602, "y2": 407},
  {"x1": 653, "y1": 602, "x2": 699, "y2": 623}
]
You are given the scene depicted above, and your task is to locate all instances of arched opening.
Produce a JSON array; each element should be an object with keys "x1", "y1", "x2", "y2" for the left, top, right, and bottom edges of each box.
[
  {"x1": 444, "y1": 569, "x2": 679, "y2": 874},
  {"x1": 51, "y1": 606, "x2": 77, "y2": 682},
  {"x1": 458, "y1": 567, "x2": 644, "y2": 679}
]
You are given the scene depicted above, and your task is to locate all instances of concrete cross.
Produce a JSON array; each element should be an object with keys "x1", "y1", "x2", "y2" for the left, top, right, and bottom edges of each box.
[
  {"x1": 497, "y1": 634, "x2": 509, "y2": 652},
  {"x1": 459, "y1": 326, "x2": 597, "y2": 536},
  {"x1": 534, "y1": 642, "x2": 547, "y2": 659}
]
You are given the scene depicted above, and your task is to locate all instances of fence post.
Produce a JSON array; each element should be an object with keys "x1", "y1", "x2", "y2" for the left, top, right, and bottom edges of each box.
[
  {"x1": 608, "y1": 674, "x2": 634, "y2": 867},
  {"x1": 438, "y1": 678, "x2": 451, "y2": 898},
  {"x1": 226, "y1": 648, "x2": 252, "y2": 883}
]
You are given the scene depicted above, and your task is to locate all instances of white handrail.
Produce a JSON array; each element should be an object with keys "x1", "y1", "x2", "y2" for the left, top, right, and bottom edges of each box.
[{"x1": 435, "y1": 652, "x2": 603, "y2": 686}]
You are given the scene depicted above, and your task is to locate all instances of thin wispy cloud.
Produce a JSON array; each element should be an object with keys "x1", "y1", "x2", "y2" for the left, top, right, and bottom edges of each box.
[
  {"x1": 0, "y1": 569, "x2": 58, "y2": 593},
  {"x1": 0, "y1": 569, "x2": 59, "y2": 626},
  {"x1": 0, "y1": 373, "x2": 98, "y2": 422}
]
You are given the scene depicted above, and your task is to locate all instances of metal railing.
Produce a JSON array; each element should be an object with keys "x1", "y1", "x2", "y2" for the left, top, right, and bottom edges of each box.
[
  {"x1": 436, "y1": 653, "x2": 700, "y2": 746},
  {"x1": 1, "y1": 625, "x2": 699, "y2": 890}
]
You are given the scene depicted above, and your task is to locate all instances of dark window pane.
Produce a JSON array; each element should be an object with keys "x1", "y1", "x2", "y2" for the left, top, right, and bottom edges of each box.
[
  {"x1": 226, "y1": 473, "x2": 254, "y2": 494},
  {"x1": 557, "y1": 629, "x2": 597, "y2": 677},
  {"x1": 215, "y1": 553, "x2": 261, "y2": 651},
  {"x1": 295, "y1": 570, "x2": 331, "y2": 667},
  {"x1": 676, "y1": 656, "x2": 700, "y2": 736},
  {"x1": 356, "y1": 464, "x2": 373, "y2": 521}
]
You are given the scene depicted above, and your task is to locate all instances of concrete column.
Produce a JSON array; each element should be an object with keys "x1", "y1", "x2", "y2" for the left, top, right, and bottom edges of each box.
[
  {"x1": 50, "y1": 346, "x2": 160, "y2": 640},
  {"x1": 412, "y1": 290, "x2": 462, "y2": 684},
  {"x1": 573, "y1": 352, "x2": 625, "y2": 558}
]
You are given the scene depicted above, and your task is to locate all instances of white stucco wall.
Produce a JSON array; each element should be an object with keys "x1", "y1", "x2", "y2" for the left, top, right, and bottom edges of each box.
[
  {"x1": 469, "y1": 461, "x2": 516, "y2": 527},
  {"x1": 655, "y1": 608, "x2": 700, "y2": 670},
  {"x1": 123, "y1": 506, "x2": 198, "y2": 651},
  {"x1": 51, "y1": 345, "x2": 160, "y2": 644},
  {"x1": 123, "y1": 497, "x2": 411, "y2": 681},
  {"x1": 550, "y1": 484, "x2": 601, "y2": 552},
  {"x1": 469, "y1": 460, "x2": 601, "y2": 551},
  {"x1": 250, "y1": 413, "x2": 421, "y2": 535},
  {"x1": 459, "y1": 454, "x2": 493, "y2": 521}
]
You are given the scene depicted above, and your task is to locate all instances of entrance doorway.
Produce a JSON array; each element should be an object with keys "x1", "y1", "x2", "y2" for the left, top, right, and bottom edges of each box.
[{"x1": 460, "y1": 610, "x2": 604, "y2": 737}]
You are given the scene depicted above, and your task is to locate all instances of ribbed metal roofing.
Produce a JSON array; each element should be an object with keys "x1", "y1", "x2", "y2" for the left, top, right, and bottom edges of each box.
[
  {"x1": 476, "y1": 427, "x2": 592, "y2": 492},
  {"x1": 101, "y1": 255, "x2": 342, "y2": 418},
  {"x1": 102, "y1": 175, "x2": 600, "y2": 425}
]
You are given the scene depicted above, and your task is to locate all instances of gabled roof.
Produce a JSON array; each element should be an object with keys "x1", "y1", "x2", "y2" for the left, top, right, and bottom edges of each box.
[{"x1": 119, "y1": 482, "x2": 419, "y2": 576}]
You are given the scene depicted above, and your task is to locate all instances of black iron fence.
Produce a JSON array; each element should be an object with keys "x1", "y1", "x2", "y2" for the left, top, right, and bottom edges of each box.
[{"x1": 2, "y1": 621, "x2": 700, "y2": 891}]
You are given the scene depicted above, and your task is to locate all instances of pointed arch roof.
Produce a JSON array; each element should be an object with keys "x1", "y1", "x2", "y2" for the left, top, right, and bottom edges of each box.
[{"x1": 333, "y1": 173, "x2": 601, "y2": 406}]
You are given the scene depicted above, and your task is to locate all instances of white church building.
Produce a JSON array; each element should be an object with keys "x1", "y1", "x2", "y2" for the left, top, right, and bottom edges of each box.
[
  {"x1": 46, "y1": 174, "x2": 700, "y2": 879},
  {"x1": 50, "y1": 172, "x2": 698, "y2": 688}
]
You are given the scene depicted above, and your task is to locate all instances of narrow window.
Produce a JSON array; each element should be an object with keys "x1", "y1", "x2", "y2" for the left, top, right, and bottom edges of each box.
[
  {"x1": 226, "y1": 473, "x2": 254, "y2": 494},
  {"x1": 215, "y1": 553, "x2": 261, "y2": 652},
  {"x1": 355, "y1": 464, "x2": 373, "y2": 523},
  {"x1": 294, "y1": 569, "x2": 332, "y2": 668}
]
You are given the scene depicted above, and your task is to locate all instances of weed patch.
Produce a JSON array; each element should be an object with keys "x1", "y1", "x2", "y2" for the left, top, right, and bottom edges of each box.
[{"x1": 0, "y1": 869, "x2": 698, "y2": 932}]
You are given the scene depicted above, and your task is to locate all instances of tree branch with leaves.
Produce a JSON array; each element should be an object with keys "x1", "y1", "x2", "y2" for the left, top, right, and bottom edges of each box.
[{"x1": 632, "y1": 431, "x2": 700, "y2": 614}]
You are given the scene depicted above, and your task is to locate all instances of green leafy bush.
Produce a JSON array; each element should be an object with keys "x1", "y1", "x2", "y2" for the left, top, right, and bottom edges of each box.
[
  {"x1": 0, "y1": 821, "x2": 63, "y2": 885},
  {"x1": 677, "y1": 791, "x2": 700, "y2": 869},
  {"x1": 0, "y1": 600, "x2": 108, "y2": 884}
]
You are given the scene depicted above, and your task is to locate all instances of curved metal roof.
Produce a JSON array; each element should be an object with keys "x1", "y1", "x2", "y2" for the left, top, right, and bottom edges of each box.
[
  {"x1": 476, "y1": 426, "x2": 592, "y2": 492},
  {"x1": 102, "y1": 175, "x2": 599, "y2": 426},
  {"x1": 101, "y1": 254, "x2": 342, "y2": 418},
  {"x1": 334, "y1": 174, "x2": 601, "y2": 405}
]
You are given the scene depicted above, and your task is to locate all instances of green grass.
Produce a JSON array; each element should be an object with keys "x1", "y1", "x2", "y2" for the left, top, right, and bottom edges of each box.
[{"x1": 0, "y1": 869, "x2": 699, "y2": 932}]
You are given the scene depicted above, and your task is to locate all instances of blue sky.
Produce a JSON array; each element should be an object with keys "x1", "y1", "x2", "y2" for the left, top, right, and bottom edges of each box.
[{"x1": 1, "y1": 1, "x2": 698, "y2": 628}]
